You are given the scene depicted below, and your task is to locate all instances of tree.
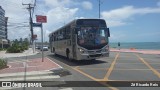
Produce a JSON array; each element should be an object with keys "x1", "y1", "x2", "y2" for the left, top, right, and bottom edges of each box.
[
  {"x1": 14, "y1": 39, "x2": 18, "y2": 44},
  {"x1": 24, "y1": 38, "x2": 29, "y2": 46},
  {"x1": 19, "y1": 38, "x2": 23, "y2": 44}
]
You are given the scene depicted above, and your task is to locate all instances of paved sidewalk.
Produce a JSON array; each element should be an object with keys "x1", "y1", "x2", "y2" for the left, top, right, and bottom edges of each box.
[
  {"x1": 0, "y1": 57, "x2": 62, "y2": 74},
  {"x1": 0, "y1": 57, "x2": 69, "y2": 90},
  {"x1": 0, "y1": 48, "x2": 39, "y2": 58}
]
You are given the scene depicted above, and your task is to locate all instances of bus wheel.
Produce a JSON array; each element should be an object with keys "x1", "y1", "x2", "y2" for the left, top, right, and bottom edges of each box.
[{"x1": 66, "y1": 49, "x2": 70, "y2": 60}]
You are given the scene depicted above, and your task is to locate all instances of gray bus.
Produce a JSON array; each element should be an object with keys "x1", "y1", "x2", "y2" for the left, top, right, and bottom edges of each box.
[{"x1": 49, "y1": 19, "x2": 110, "y2": 60}]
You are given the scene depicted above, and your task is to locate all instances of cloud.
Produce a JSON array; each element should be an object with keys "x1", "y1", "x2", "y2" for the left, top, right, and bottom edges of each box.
[
  {"x1": 101, "y1": 6, "x2": 160, "y2": 27},
  {"x1": 0, "y1": 0, "x2": 31, "y2": 40},
  {"x1": 82, "y1": 1, "x2": 93, "y2": 10},
  {"x1": 34, "y1": 0, "x2": 79, "y2": 42},
  {"x1": 45, "y1": 7, "x2": 78, "y2": 31},
  {"x1": 32, "y1": 28, "x2": 51, "y2": 42},
  {"x1": 110, "y1": 33, "x2": 126, "y2": 42},
  {"x1": 158, "y1": 1, "x2": 160, "y2": 7},
  {"x1": 0, "y1": 0, "x2": 79, "y2": 42},
  {"x1": 1, "y1": 0, "x2": 28, "y2": 20},
  {"x1": 44, "y1": 0, "x2": 74, "y2": 8}
]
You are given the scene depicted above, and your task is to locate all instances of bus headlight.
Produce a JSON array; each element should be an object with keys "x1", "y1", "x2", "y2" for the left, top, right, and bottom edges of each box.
[
  {"x1": 79, "y1": 48, "x2": 87, "y2": 53},
  {"x1": 102, "y1": 46, "x2": 109, "y2": 52},
  {"x1": 79, "y1": 48, "x2": 84, "y2": 52},
  {"x1": 102, "y1": 48, "x2": 107, "y2": 52}
]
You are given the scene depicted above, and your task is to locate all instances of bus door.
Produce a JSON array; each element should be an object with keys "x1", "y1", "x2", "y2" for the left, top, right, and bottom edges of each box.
[{"x1": 71, "y1": 28, "x2": 77, "y2": 59}]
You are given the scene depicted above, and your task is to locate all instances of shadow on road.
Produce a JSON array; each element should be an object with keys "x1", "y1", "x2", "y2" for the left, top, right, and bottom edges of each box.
[{"x1": 48, "y1": 54, "x2": 108, "y2": 66}]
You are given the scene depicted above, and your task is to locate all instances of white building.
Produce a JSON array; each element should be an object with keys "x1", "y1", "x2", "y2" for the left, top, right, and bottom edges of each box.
[{"x1": 0, "y1": 6, "x2": 8, "y2": 48}]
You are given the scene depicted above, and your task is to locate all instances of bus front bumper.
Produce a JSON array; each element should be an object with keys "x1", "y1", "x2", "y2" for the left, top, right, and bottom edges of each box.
[{"x1": 77, "y1": 52, "x2": 109, "y2": 60}]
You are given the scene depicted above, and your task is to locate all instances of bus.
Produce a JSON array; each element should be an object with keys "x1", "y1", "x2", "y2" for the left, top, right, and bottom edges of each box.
[{"x1": 49, "y1": 19, "x2": 110, "y2": 60}]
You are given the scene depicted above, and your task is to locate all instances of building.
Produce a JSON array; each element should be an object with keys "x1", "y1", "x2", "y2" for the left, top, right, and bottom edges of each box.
[{"x1": 0, "y1": 6, "x2": 8, "y2": 48}]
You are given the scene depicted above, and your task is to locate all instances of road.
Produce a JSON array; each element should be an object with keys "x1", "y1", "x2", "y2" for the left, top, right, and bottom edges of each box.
[
  {"x1": 3, "y1": 50, "x2": 160, "y2": 90},
  {"x1": 46, "y1": 51, "x2": 160, "y2": 90}
]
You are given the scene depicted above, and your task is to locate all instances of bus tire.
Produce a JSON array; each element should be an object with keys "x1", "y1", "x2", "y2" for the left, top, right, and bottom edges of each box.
[{"x1": 66, "y1": 49, "x2": 70, "y2": 60}]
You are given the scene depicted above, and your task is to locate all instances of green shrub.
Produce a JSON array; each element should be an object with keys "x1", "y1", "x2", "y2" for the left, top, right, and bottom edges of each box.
[
  {"x1": 23, "y1": 44, "x2": 29, "y2": 50},
  {"x1": 0, "y1": 58, "x2": 7, "y2": 69},
  {"x1": 6, "y1": 40, "x2": 29, "y2": 53},
  {"x1": 0, "y1": 48, "x2": 7, "y2": 51},
  {"x1": 7, "y1": 44, "x2": 23, "y2": 53},
  {"x1": 19, "y1": 46, "x2": 24, "y2": 51}
]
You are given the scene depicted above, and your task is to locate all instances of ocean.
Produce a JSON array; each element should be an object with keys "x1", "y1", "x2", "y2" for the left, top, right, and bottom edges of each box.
[{"x1": 109, "y1": 42, "x2": 160, "y2": 50}]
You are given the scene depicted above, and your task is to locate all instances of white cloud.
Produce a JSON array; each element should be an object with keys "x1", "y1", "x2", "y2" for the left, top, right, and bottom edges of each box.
[
  {"x1": 75, "y1": 17, "x2": 85, "y2": 19},
  {"x1": 82, "y1": 1, "x2": 93, "y2": 10},
  {"x1": 158, "y1": 1, "x2": 160, "y2": 7},
  {"x1": 1, "y1": 0, "x2": 28, "y2": 20},
  {"x1": 45, "y1": 0, "x2": 73, "y2": 8},
  {"x1": 34, "y1": 0, "x2": 79, "y2": 42},
  {"x1": 106, "y1": 20, "x2": 126, "y2": 27},
  {"x1": 45, "y1": 7, "x2": 78, "y2": 31},
  {"x1": 32, "y1": 28, "x2": 51, "y2": 42},
  {"x1": 110, "y1": 33, "x2": 126, "y2": 42},
  {"x1": 0, "y1": 0, "x2": 79, "y2": 42},
  {"x1": 101, "y1": 6, "x2": 160, "y2": 27},
  {"x1": 0, "y1": 0, "x2": 31, "y2": 40}
]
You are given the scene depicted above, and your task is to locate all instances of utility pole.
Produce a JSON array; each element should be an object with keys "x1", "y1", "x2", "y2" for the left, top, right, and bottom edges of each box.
[
  {"x1": 98, "y1": 0, "x2": 103, "y2": 19},
  {"x1": 22, "y1": 3, "x2": 34, "y2": 44},
  {"x1": 22, "y1": 1, "x2": 36, "y2": 53}
]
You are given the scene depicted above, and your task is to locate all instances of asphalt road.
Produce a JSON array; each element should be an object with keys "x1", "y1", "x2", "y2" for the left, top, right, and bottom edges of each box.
[
  {"x1": 46, "y1": 50, "x2": 160, "y2": 90},
  {"x1": 6, "y1": 50, "x2": 160, "y2": 90}
]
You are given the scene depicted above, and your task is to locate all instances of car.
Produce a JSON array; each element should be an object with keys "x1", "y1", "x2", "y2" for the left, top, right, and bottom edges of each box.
[
  {"x1": 35, "y1": 45, "x2": 41, "y2": 49},
  {"x1": 41, "y1": 46, "x2": 48, "y2": 51}
]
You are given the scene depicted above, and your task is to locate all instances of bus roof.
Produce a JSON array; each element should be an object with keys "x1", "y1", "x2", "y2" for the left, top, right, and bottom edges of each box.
[{"x1": 49, "y1": 19, "x2": 106, "y2": 37}]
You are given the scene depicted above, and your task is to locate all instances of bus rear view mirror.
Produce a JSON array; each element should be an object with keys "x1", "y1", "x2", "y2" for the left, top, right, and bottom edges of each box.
[{"x1": 105, "y1": 28, "x2": 110, "y2": 37}]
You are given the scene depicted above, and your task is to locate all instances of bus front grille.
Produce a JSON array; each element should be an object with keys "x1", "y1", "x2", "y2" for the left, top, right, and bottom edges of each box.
[
  {"x1": 89, "y1": 54, "x2": 102, "y2": 57},
  {"x1": 88, "y1": 50, "x2": 102, "y2": 54}
]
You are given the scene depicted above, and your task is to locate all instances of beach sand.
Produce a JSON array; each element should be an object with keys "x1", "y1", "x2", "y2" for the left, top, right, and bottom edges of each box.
[{"x1": 110, "y1": 48, "x2": 160, "y2": 55}]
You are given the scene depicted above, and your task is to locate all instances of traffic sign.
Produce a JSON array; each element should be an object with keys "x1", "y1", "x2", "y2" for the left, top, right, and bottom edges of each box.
[
  {"x1": 32, "y1": 23, "x2": 42, "y2": 27},
  {"x1": 36, "y1": 15, "x2": 47, "y2": 23},
  {"x1": 33, "y1": 34, "x2": 37, "y2": 39}
]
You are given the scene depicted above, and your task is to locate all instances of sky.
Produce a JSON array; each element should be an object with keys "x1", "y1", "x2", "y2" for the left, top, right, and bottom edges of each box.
[{"x1": 0, "y1": 0, "x2": 160, "y2": 42}]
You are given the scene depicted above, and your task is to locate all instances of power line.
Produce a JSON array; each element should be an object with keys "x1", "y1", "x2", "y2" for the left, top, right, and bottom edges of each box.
[{"x1": 22, "y1": 1, "x2": 35, "y2": 44}]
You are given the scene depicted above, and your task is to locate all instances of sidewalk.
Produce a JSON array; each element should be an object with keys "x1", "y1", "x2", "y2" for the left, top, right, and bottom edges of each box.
[
  {"x1": 0, "y1": 48, "x2": 39, "y2": 58},
  {"x1": 0, "y1": 57, "x2": 65, "y2": 89},
  {"x1": 0, "y1": 57, "x2": 63, "y2": 83},
  {"x1": 0, "y1": 57, "x2": 62, "y2": 74},
  {"x1": 110, "y1": 48, "x2": 160, "y2": 55}
]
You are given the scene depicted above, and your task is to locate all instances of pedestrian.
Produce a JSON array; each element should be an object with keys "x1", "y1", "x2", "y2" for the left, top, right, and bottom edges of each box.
[{"x1": 118, "y1": 42, "x2": 120, "y2": 50}]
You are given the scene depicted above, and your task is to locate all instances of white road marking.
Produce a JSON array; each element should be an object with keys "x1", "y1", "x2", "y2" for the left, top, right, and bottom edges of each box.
[
  {"x1": 0, "y1": 75, "x2": 60, "y2": 81},
  {"x1": 59, "y1": 88, "x2": 73, "y2": 90},
  {"x1": 0, "y1": 71, "x2": 54, "y2": 78}
]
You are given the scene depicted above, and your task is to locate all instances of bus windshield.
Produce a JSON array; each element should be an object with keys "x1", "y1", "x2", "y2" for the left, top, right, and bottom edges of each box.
[{"x1": 77, "y1": 26, "x2": 109, "y2": 50}]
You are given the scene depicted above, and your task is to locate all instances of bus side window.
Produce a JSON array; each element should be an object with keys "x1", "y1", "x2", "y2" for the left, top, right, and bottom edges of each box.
[
  {"x1": 56, "y1": 32, "x2": 58, "y2": 41},
  {"x1": 66, "y1": 26, "x2": 71, "y2": 39},
  {"x1": 58, "y1": 31, "x2": 60, "y2": 40},
  {"x1": 53, "y1": 34, "x2": 54, "y2": 41},
  {"x1": 53, "y1": 33, "x2": 56, "y2": 41},
  {"x1": 59, "y1": 30, "x2": 63, "y2": 40},
  {"x1": 62, "y1": 29, "x2": 65, "y2": 40},
  {"x1": 63, "y1": 28, "x2": 67, "y2": 40}
]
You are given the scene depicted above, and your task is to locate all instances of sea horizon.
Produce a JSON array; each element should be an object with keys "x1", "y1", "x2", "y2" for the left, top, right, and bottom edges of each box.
[{"x1": 109, "y1": 42, "x2": 160, "y2": 50}]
